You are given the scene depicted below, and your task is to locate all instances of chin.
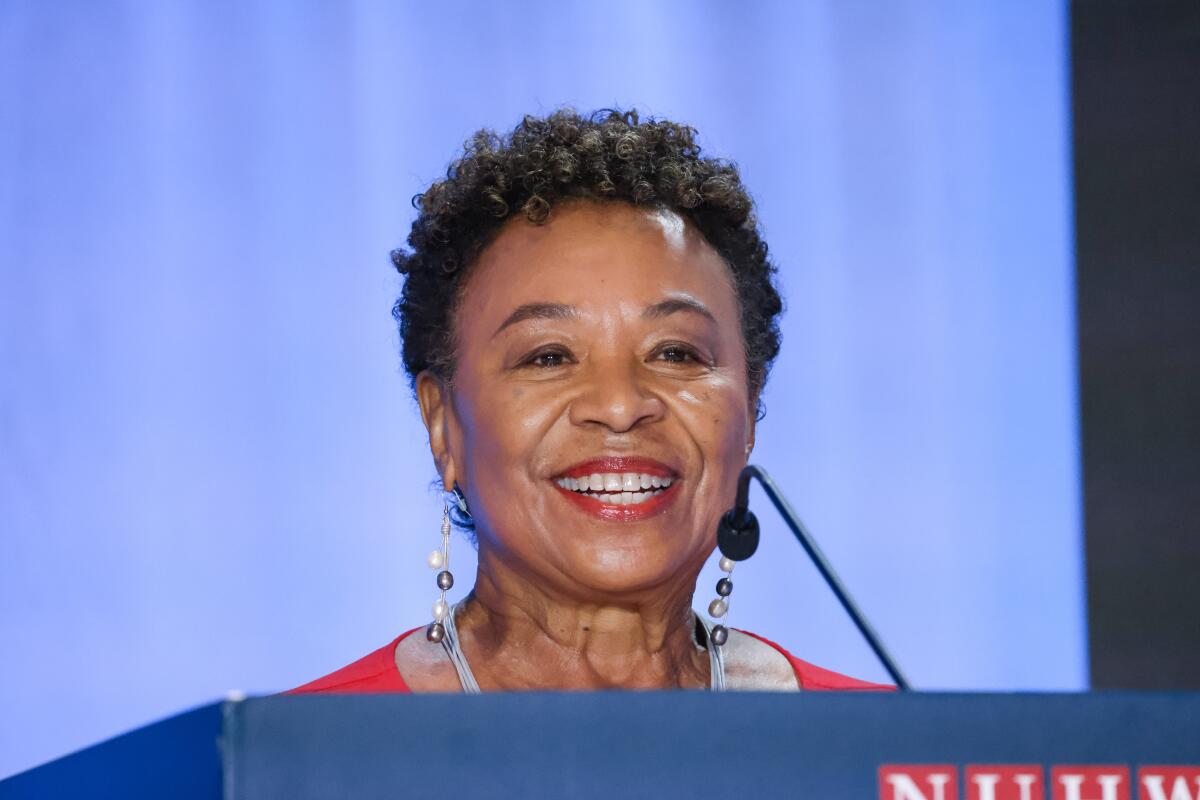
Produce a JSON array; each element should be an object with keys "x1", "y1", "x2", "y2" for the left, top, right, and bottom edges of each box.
[{"x1": 556, "y1": 541, "x2": 692, "y2": 598}]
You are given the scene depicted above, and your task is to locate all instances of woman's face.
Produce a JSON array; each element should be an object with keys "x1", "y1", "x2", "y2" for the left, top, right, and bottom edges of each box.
[{"x1": 419, "y1": 201, "x2": 754, "y2": 600}]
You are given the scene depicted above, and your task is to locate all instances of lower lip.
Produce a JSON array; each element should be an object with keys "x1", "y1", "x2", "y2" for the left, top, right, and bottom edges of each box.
[{"x1": 552, "y1": 483, "x2": 679, "y2": 521}]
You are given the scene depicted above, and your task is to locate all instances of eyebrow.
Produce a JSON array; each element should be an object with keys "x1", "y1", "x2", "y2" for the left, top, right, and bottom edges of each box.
[
  {"x1": 494, "y1": 302, "x2": 577, "y2": 335},
  {"x1": 642, "y1": 296, "x2": 717, "y2": 324},
  {"x1": 493, "y1": 296, "x2": 717, "y2": 336}
]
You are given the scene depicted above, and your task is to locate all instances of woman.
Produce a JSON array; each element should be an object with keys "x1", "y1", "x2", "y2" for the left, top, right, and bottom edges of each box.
[{"x1": 291, "y1": 109, "x2": 886, "y2": 694}]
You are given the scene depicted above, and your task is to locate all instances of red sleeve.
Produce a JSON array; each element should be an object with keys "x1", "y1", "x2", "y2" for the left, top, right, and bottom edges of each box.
[
  {"x1": 738, "y1": 630, "x2": 896, "y2": 691},
  {"x1": 285, "y1": 628, "x2": 419, "y2": 694}
]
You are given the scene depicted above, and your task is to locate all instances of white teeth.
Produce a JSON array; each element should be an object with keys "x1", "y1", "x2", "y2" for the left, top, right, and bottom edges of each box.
[
  {"x1": 584, "y1": 489, "x2": 664, "y2": 505},
  {"x1": 557, "y1": 472, "x2": 675, "y2": 505}
]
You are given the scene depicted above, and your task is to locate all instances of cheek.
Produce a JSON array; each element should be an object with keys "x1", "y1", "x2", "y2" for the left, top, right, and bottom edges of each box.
[
  {"x1": 453, "y1": 399, "x2": 539, "y2": 544},
  {"x1": 676, "y1": 387, "x2": 749, "y2": 462},
  {"x1": 452, "y1": 373, "x2": 564, "y2": 506}
]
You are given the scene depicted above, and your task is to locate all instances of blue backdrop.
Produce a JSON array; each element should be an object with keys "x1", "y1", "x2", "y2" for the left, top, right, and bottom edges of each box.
[{"x1": 0, "y1": 0, "x2": 1081, "y2": 778}]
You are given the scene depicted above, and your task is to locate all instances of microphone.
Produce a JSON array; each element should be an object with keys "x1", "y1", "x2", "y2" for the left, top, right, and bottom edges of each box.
[{"x1": 717, "y1": 464, "x2": 911, "y2": 691}]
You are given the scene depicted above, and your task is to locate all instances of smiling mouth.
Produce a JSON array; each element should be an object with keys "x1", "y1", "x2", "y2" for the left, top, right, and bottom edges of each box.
[
  {"x1": 553, "y1": 472, "x2": 675, "y2": 507},
  {"x1": 550, "y1": 457, "x2": 680, "y2": 521}
]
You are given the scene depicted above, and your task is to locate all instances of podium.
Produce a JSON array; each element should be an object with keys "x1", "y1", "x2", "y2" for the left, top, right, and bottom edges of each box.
[{"x1": 3, "y1": 692, "x2": 1198, "y2": 798}]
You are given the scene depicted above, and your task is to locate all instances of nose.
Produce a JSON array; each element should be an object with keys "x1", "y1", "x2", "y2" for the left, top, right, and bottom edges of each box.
[{"x1": 568, "y1": 359, "x2": 666, "y2": 434}]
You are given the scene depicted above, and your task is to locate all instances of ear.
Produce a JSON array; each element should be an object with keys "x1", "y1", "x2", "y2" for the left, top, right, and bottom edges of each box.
[
  {"x1": 745, "y1": 393, "x2": 759, "y2": 459},
  {"x1": 416, "y1": 371, "x2": 460, "y2": 490}
]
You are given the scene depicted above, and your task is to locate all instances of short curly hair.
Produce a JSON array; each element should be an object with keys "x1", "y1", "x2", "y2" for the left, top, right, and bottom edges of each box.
[{"x1": 391, "y1": 109, "x2": 784, "y2": 407}]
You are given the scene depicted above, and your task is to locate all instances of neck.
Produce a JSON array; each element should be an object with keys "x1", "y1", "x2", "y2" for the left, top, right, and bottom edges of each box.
[{"x1": 454, "y1": 550, "x2": 709, "y2": 691}]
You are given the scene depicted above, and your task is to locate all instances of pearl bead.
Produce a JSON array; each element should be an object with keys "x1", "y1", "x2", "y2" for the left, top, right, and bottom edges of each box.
[
  {"x1": 427, "y1": 550, "x2": 445, "y2": 569},
  {"x1": 716, "y1": 578, "x2": 733, "y2": 597},
  {"x1": 718, "y1": 556, "x2": 735, "y2": 573},
  {"x1": 426, "y1": 622, "x2": 445, "y2": 643},
  {"x1": 437, "y1": 570, "x2": 454, "y2": 590},
  {"x1": 432, "y1": 599, "x2": 449, "y2": 620},
  {"x1": 708, "y1": 598, "x2": 728, "y2": 618},
  {"x1": 710, "y1": 625, "x2": 728, "y2": 646}
]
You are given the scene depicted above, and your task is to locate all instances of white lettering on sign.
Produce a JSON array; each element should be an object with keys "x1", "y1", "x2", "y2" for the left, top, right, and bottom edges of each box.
[
  {"x1": 973, "y1": 774, "x2": 1001, "y2": 800},
  {"x1": 1056, "y1": 774, "x2": 1123, "y2": 800},
  {"x1": 1014, "y1": 774, "x2": 1040, "y2": 799},
  {"x1": 886, "y1": 773, "x2": 955, "y2": 800},
  {"x1": 1141, "y1": 775, "x2": 1200, "y2": 800},
  {"x1": 970, "y1": 771, "x2": 1041, "y2": 800}
]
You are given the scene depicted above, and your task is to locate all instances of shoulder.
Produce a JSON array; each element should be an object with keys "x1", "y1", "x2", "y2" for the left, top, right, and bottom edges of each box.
[
  {"x1": 285, "y1": 628, "x2": 420, "y2": 694},
  {"x1": 733, "y1": 629, "x2": 894, "y2": 692}
]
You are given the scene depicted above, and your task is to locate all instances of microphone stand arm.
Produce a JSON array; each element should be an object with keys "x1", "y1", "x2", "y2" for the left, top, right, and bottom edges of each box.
[{"x1": 736, "y1": 465, "x2": 911, "y2": 691}]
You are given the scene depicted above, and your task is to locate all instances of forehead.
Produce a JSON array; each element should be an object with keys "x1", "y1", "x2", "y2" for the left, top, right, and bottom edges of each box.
[{"x1": 460, "y1": 201, "x2": 738, "y2": 325}]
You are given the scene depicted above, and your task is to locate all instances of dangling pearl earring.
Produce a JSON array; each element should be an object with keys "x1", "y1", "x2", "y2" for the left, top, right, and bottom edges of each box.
[
  {"x1": 707, "y1": 556, "x2": 735, "y2": 646},
  {"x1": 425, "y1": 497, "x2": 454, "y2": 643}
]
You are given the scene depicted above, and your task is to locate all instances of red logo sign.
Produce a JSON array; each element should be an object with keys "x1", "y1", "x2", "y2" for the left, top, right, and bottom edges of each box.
[
  {"x1": 1137, "y1": 768, "x2": 1200, "y2": 800},
  {"x1": 880, "y1": 765, "x2": 1200, "y2": 800},
  {"x1": 966, "y1": 765, "x2": 1045, "y2": 800},
  {"x1": 880, "y1": 765, "x2": 959, "y2": 800},
  {"x1": 1049, "y1": 766, "x2": 1130, "y2": 800}
]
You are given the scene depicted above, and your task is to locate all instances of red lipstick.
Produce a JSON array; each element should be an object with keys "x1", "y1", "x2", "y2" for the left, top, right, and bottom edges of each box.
[{"x1": 558, "y1": 456, "x2": 676, "y2": 479}]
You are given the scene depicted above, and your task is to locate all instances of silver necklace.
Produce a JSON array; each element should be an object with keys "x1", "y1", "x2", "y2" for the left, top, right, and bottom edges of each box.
[{"x1": 440, "y1": 601, "x2": 726, "y2": 693}]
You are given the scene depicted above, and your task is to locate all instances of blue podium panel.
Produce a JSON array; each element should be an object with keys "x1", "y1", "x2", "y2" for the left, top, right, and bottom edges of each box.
[
  {"x1": 224, "y1": 693, "x2": 1200, "y2": 799},
  {"x1": 0, "y1": 703, "x2": 222, "y2": 800},
  {"x1": 4, "y1": 693, "x2": 1199, "y2": 799}
]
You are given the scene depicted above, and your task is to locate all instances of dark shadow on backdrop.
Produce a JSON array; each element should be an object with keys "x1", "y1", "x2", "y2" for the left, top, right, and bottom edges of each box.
[{"x1": 1073, "y1": 0, "x2": 1200, "y2": 688}]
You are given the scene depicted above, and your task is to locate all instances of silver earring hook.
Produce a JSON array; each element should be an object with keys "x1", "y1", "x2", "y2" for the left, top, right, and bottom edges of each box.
[{"x1": 451, "y1": 484, "x2": 472, "y2": 520}]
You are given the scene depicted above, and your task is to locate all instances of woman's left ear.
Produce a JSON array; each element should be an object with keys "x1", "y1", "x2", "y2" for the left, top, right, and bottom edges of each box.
[{"x1": 745, "y1": 403, "x2": 757, "y2": 458}]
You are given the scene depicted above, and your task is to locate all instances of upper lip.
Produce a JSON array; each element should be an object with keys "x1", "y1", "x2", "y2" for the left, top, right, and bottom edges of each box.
[{"x1": 555, "y1": 456, "x2": 678, "y2": 480}]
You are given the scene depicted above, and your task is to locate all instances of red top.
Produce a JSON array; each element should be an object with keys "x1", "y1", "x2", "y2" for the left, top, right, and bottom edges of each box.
[{"x1": 288, "y1": 627, "x2": 892, "y2": 694}]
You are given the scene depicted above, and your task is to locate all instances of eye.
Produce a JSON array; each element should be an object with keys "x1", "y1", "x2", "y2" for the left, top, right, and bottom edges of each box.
[
  {"x1": 653, "y1": 343, "x2": 706, "y2": 365},
  {"x1": 533, "y1": 352, "x2": 565, "y2": 368},
  {"x1": 521, "y1": 346, "x2": 573, "y2": 369},
  {"x1": 661, "y1": 347, "x2": 694, "y2": 363}
]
